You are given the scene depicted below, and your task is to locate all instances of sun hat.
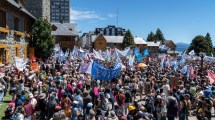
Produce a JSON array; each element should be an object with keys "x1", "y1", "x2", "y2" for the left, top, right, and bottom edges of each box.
[
  {"x1": 73, "y1": 100, "x2": 79, "y2": 105},
  {"x1": 87, "y1": 102, "x2": 93, "y2": 108},
  {"x1": 39, "y1": 93, "x2": 46, "y2": 99},
  {"x1": 128, "y1": 105, "x2": 136, "y2": 111}
]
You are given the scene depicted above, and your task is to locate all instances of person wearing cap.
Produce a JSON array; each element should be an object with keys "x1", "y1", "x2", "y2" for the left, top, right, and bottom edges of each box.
[
  {"x1": 72, "y1": 100, "x2": 80, "y2": 120},
  {"x1": 107, "y1": 111, "x2": 118, "y2": 120},
  {"x1": 127, "y1": 105, "x2": 136, "y2": 120}
]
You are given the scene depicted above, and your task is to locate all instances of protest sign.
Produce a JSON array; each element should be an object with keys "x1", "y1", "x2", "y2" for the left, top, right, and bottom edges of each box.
[
  {"x1": 15, "y1": 57, "x2": 27, "y2": 71},
  {"x1": 30, "y1": 62, "x2": 39, "y2": 71}
]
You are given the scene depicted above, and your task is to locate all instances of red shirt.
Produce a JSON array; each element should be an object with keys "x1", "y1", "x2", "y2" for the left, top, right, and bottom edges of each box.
[
  {"x1": 116, "y1": 93, "x2": 126, "y2": 106},
  {"x1": 24, "y1": 103, "x2": 34, "y2": 116}
]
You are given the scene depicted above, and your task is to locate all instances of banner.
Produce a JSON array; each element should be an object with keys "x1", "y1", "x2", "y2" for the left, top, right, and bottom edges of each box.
[
  {"x1": 208, "y1": 70, "x2": 215, "y2": 84},
  {"x1": 15, "y1": 57, "x2": 27, "y2": 71},
  {"x1": 30, "y1": 62, "x2": 39, "y2": 71},
  {"x1": 91, "y1": 60, "x2": 121, "y2": 81}
]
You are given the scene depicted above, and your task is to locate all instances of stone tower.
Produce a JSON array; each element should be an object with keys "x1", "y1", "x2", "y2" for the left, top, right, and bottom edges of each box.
[{"x1": 24, "y1": 0, "x2": 50, "y2": 21}]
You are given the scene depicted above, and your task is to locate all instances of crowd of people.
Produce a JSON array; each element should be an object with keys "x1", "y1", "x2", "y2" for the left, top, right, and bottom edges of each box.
[{"x1": 0, "y1": 54, "x2": 215, "y2": 120}]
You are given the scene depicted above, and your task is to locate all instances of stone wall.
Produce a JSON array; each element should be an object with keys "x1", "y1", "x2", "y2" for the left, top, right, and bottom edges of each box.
[
  {"x1": 42, "y1": 0, "x2": 50, "y2": 21},
  {"x1": 24, "y1": 0, "x2": 50, "y2": 21}
]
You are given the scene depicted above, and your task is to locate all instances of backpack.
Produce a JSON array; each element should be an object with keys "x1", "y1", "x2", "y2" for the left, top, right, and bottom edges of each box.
[
  {"x1": 117, "y1": 95, "x2": 124, "y2": 105},
  {"x1": 181, "y1": 100, "x2": 188, "y2": 114}
]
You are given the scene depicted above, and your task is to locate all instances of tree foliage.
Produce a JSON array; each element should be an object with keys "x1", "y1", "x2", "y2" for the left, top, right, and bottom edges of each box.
[
  {"x1": 155, "y1": 28, "x2": 165, "y2": 44},
  {"x1": 205, "y1": 33, "x2": 214, "y2": 54},
  {"x1": 122, "y1": 30, "x2": 135, "y2": 49},
  {"x1": 146, "y1": 31, "x2": 156, "y2": 42},
  {"x1": 188, "y1": 35, "x2": 210, "y2": 55},
  {"x1": 31, "y1": 19, "x2": 55, "y2": 59}
]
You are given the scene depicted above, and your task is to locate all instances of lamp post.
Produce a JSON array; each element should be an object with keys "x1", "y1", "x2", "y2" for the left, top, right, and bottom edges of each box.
[{"x1": 199, "y1": 52, "x2": 206, "y2": 73}]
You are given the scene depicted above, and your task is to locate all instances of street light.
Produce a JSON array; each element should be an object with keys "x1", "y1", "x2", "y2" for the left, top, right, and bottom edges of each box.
[{"x1": 199, "y1": 52, "x2": 206, "y2": 73}]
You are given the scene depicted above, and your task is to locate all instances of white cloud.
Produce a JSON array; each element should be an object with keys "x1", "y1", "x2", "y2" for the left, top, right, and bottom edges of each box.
[
  {"x1": 107, "y1": 13, "x2": 117, "y2": 18},
  {"x1": 70, "y1": 8, "x2": 105, "y2": 22}
]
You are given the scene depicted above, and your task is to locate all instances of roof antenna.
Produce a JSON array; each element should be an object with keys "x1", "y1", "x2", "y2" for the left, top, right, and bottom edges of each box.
[{"x1": 117, "y1": 7, "x2": 118, "y2": 27}]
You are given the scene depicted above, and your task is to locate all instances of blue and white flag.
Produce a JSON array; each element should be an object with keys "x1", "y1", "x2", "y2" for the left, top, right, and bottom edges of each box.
[
  {"x1": 58, "y1": 50, "x2": 66, "y2": 63},
  {"x1": 159, "y1": 45, "x2": 169, "y2": 51},
  {"x1": 179, "y1": 58, "x2": 185, "y2": 65},
  {"x1": 54, "y1": 44, "x2": 60, "y2": 52},
  {"x1": 160, "y1": 59, "x2": 164, "y2": 70},
  {"x1": 181, "y1": 65, "x2": 188, "y2": 74},
  {"x1": 143, "y1": 48, "x2": 149, "y2": 56},
  {"x1": 173, "y1": 63, "x2": 178, "y2": 72},
  {"x1": 134, "y1": 48, "x2": 142, "y2": 63},
  {"x1": 188, "y1": 50, "x2": 195, "y2": 56},
  {"x1": 91, "y1": 60, "x2": 121, "y2": 81},
  {"x1": 115, "y1": 48, "x2": 131, "y2": 58}
]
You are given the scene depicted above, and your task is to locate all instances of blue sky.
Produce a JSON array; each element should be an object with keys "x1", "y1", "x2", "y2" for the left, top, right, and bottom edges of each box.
[{"x1": 70, "y1": 0, "x2": 215, "y2": 45}]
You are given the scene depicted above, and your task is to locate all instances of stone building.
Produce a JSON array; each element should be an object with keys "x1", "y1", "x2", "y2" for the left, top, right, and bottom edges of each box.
[
  {"x1": 24, "y1": 0, "x2": 50, "y2": 20},
  {"x1": 0, "y1": 0, "x2": 35, "y2": 64}
]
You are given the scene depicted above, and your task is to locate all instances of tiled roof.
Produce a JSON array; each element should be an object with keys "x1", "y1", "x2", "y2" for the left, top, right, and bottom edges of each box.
[
  {"x1": 6, "y1": 0, "x2": 36, "y2": 19},
  {"x1": 92, "y1": 35, "x2": 146, "y2": 44},
  {"x1": 134, "y1": 37, "x2": 147, "y2": 44},
  {"x1": 147, "y1": 41, "x2": 161, "y2": 46},
  {"x1": 51, "y1": 23, "x2": 78, "y2": 36}
]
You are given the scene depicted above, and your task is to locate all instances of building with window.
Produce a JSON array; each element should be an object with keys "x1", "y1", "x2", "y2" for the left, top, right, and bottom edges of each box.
[
  {"x1": 79, "y1": 25, "x2": 126, "y2": 49},
  {"x1": 50, "y1": 0, "x2": 70, "y2": 23},
  {"x1": 0, "y1": 0, "x2": 35, "y2": 64},
  {"x1": 51, "y1": 23, "x2": 78, "y2": 51}
]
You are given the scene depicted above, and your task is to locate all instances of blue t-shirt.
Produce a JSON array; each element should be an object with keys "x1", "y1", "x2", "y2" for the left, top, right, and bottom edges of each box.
[
  {"x1": 72, "y1": 107, "x2": 78, "y2": 120},
  {"x1": 204, "y1": 89, "x2": 212, "y2": 98}
]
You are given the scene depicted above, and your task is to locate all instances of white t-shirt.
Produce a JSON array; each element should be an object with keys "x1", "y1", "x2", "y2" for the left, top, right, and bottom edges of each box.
[{"x1": 162, "y1": 84, "x2": 170, "y2": 96}]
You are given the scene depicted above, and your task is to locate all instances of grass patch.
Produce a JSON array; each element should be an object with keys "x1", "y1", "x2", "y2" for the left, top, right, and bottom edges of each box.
[{"x1": 0, "y1": 94, "x2": 12, "y2": 119}]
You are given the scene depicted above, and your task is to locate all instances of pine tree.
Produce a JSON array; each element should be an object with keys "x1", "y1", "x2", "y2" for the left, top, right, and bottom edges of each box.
[
  {"x1": 188, "y1": 35, "x2": 210, "y2": 55},
  {"x1": 146, "y1": 31, "x2": 156, "y2": 42},
  {"x1": 155, "y1": 28, "x2": 165, "y2": 44},
  {"x1": 205, "y1": 33, "x2": 214, "y2": 55},
  {"x1": 31, "y1": 19, "x2": 55, "y2": 59},
  {"x1": 122, "y1": 30, "x2": 135, "y2": 49}
]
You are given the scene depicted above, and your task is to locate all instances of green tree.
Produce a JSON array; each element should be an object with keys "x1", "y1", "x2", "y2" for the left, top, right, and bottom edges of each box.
[
  {"x1": 31, "y1": 19, "x2": 55, "y2": 59},
  {"x1": 155, "y1": 28, "x2": 165, "y2": 44},
  {"x1": 122, "y1": 30, "x2": 135, "y2": 49},
  {"x1": 205, "y1": 33, "x2": 214, "y2": 55},
  {"x1": 188, "y1": 35, "x2": 210, "y2": 55},
  {"x1": 146, "y1": 31, "x2": 156, "y2": 42}
]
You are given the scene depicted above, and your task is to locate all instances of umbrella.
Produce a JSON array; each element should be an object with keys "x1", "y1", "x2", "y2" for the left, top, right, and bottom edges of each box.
[{"x1": 136, "y1": 63, "x2": 147, "y2": 68}]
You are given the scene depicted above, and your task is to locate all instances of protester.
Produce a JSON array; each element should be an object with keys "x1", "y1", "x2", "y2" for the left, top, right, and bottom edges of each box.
[{"x1": 0, "y1": 46, "x2": 214, "y2": 120}]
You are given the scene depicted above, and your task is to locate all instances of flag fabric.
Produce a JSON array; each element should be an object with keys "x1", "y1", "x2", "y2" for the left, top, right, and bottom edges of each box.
[
  {"x1": 181, "y1": 65, "x2": 188, "y2": 74},
  {"x1": 15, "y1": 57, "x2": 27, "y2": 71},
  {"x1": 79, "y1": 62, "x2": 90, "y2": 73},
  {"x1": 188, "y1": 50, "x2": 195, "y2": 56},
  {"x1": 143, "y1": 48, "x2": 149, "y2": 56},
  {"x1": 54, "y1": 44, "x2": 60, "y2": 52},
  {"x1": 173, "y1": 63, "x2": 178, "y2": 72},
  {"x1": 58, "y1": 50, "x2": 66, "y2": 63},
  {"x1": 179, "y1": 58, "x2": 185, "y2": 65},
  {"x1": 91, "y1": 60, "x2": 121, "y2": 81},
  {"x1": 128, "y1": 55, "x2": 135, "y2": 66},
  {"x1": 208, "y1": 70, "x2": 215, "y2": 84},
  {"x1": 115, "y1": 48, "x2": 131, "y2": 58},
  {"x1": 93, "y1": 49, "x2": 105, "y2": 61},
  {"x1": 134, "y1": 48, "x2": 142, "y2": 63},
  {"x1": 159, "y1": 45, "x2": 169, "y2": 51},
  {"x1": 160, "y1": 59, "x2": 164, "y2": 70},
  {"x1": 190, "y1": 65, "x2": 195, "y2": 79}
]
